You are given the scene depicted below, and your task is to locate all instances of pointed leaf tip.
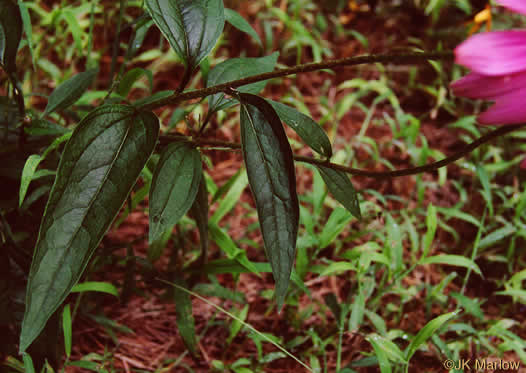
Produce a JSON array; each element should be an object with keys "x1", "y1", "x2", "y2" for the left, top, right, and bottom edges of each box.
[
  {"x1": 149, "y1": 142, "x2": 202, "y2": 244},
  {"x1": 20, "y1": 105, "x2": 159, "y2": 352},
  {"x1": 238, "y1": 93, "x2": 299, "y2": 309}
]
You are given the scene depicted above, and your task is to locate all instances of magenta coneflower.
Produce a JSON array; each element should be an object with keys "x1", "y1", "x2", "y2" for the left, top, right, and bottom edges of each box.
[{"x1": 450, "y1": 0, "x2": 526, "y2": 125}]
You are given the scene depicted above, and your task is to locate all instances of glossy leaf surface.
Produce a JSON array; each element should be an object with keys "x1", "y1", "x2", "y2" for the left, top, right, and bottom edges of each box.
[
  {"x1": 316, "y1": 165, "x2": 361, "y2": 219},
  {"x1": 207, "y1": 53, "x2": 278, "y2": 113},
  {"x1": 149, "y1": 142, "x2": 202, "y2": 243},
  {"x1": 43, "y1": 69, "x2": 98, "y2": 116},
  {"x1": 0, "y1": 0, "x2": 22, "y2": 73},
  {"x1": 268, "y1": 99, "x2": 332, "y2": 158},
  {"x1": 20, "y1": 105, "x2": 159, "y2": 352},
  {"x1": 239, "y1": 93, "x2": 299, "y2": 309},
  {"x1": 145, "y1": 0, "x2": 224, "y2": 70}
]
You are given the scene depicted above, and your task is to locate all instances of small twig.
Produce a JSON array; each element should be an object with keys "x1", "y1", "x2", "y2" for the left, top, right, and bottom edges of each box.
[{"x1": 158, "y1": 123, "x2": 524, "y2": 179}]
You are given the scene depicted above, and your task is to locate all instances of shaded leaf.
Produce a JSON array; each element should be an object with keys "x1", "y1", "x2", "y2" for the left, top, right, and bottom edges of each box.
[
  {"x1": 0, "y1": 0, "x2": 22, "y2": 73},
  {"x1": 316, "y1": 165, "x2": 360, "y2": 218},
  {"x1": 269, "y1": 100, "x2": 332, "y2": 158},
  {"x1": 145, "y1": 0, "x2": 224, "y2": 70},
  {"x1": 224, "y1": 8, "x2": 262, "y2": 47},
  {"x1": 117, "y1": 67, "x2": 153, "y2": 97},
  {"x1": 149, "y1": 142, "x2": 202, "y2": 243},
  {"x1": 44, "y1": 69, "x2": 98, "y2": 116},
  {"x1": 24, "y1": 119, "x2": 70, "y2": 137},
  {"x1": 20, "y1": 105, "x2": 159, "y2": 352},
  {"x1": 207, "y1": 53, "x2": 278, "y2": 113},
  {"x1": 238, "y1": 93, "x2": 299, "y2": 309},
  {"x1": 173, "y1": 277, "x2": 198, "y2": 355},
  {"x1": 189, "y1": 170, "x2": 209, "y2": 264},
  {"x1": 19, "y1": 132, "x2": 73, "y2": 207}
]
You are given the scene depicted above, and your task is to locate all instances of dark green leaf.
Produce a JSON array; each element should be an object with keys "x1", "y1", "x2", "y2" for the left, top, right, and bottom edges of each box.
[
  {"x1": 149, "y1": 142, "x2": 202, "y2": 243},
  {"x1": 0, "y1": 25, "x2": 5, "y2": 66},
  {"x1": 238, "y1": 93, "x2": 299, "y2": 309},
  {"x1": 0, "y1": 0, "x2": 22, "y2": 73},
  {"x1": 173, "y1": 277, "x2": 198, "y2": 355},
  {"x1": 43, "y1": 69, "x2": 98, "y2": 116},
  {"x1": 20, "y1": 105, "x2": 159, "y2": 352},
  {"x1": 189, "y1": 171, "x2": 209, "y2": 264},
  {"x1": 145, "y1": 0, "x2": 224, "y2": 70},
  {"x1": 207, "y1": 52, "x2": 278, "y2": 113},
  {"x1": 316, "y1": 165, "x2": 360, "y2": 218},
  {"x1": 323, "y1": 293, "x2": 342, "y2": 324},
  {"x1": 224, "y1": 8, "x2": 262, "y2": 47},
  {"x1": 268, "y1": 99, "x2": 332, "y2": 158}
]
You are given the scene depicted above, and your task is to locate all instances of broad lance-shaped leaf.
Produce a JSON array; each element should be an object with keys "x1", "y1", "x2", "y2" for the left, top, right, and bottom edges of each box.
[
  {"x1": 189, "y1": 171, "x2": 209, "y2": 265},
  {"x1": 238, "y1": 93, "x2": 299, "y2": 309},
  {"x1": 0, "y1": 0, "x2": 22, "y2": 73},
  {"x1": 207, "y1": 52, "x2": 279, "y2": 113},
  {"x1": 316, "y1": 165, "x2": 361, "y2": 219},
  {"x1": 149, "y1": 142, "x2": 202, "y2": 243},
  {"x1": 44, "y1": 69, "x2": 98, "y2": 116},
  {"x1": 267, "y1": 99, "x2": 332, "y2": 158},
  {"x1": 20, "y1": 105, "x2": 159, "y2": 352},
  {"x1": 145, "y1": 0, "x2": 224, "y2": 71}
]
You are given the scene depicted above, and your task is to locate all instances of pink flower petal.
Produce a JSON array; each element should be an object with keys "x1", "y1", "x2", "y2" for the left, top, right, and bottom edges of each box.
[
  {"x1": 478, "y1": 87, "x2": 526, "y2": 124},
  {"x1": 497, "y1": 0, "x2": 526, "y2": 16},
  {"x1": 455, "y1": 30, "x2": 526, "y2": 75},
  {"x1": 520, "y1": 157, "x2": 526, "y2": 169},
  {"x1": 451, "y1": 72, "x2": 526, "y2": 100}
]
